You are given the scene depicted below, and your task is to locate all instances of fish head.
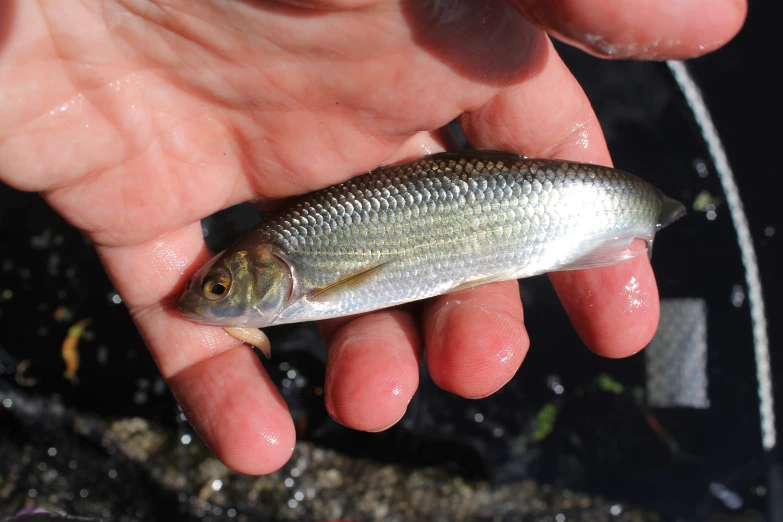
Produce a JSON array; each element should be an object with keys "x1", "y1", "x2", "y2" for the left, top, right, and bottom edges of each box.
[{"x1": 178, "y1": 243, "x2": 292, "y2": 327}]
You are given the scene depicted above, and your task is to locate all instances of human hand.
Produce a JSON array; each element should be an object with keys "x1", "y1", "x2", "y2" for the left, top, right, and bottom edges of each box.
[{"x1": 0, "y1": 0, "x2": 745, "y2": 474}]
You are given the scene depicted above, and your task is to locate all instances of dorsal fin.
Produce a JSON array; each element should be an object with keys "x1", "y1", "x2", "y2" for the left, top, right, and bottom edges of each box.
[{"x1": 427, "y1": 150, "x2": 528, "y2": 164}]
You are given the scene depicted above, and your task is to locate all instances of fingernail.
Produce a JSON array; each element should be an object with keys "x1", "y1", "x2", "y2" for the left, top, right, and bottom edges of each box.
[{"x1": 428, "y1": 298, "x2": 462, "y2": 350}]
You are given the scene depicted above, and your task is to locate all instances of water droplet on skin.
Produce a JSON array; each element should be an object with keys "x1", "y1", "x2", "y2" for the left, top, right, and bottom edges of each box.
[
  {"x1": 623, "y1": 276, "x2": 645, "y2": 312},
  {"x1": 570, "y1": 121, "x2": 590, "y2": 150},
  {"x1": 419, "y1": 142, "x2": 435, "y2": 156},
  {"x1": 261, "y1": 428, "x2": 279, "y2": 447}
]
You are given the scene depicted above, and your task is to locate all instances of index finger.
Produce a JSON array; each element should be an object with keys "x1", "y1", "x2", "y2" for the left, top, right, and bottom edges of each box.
[{"x1": 513, "y1": 0, "x2": 746, "y2": 59}]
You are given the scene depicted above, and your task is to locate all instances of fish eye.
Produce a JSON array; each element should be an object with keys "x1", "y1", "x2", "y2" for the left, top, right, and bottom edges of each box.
[{"x1": 203, "y1": 276, "x2": 231, "y2": 301}]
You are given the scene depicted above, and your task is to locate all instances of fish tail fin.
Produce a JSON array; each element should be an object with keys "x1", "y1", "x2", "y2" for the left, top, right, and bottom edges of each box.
[{"x1": 658, "y1": 194, "x2": 687, "y2": 230}]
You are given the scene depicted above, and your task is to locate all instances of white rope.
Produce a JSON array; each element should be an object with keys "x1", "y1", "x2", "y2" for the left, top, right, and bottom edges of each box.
[{"x1": 667, "y1": 60, "x2": 775, "y2": 450}]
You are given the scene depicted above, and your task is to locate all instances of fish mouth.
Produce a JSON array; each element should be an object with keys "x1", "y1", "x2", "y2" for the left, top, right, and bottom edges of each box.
[
  {"x1": 179, "y1": 307, "x2": 203, "y2": 322},
  {"x1": 178, "y1": 290, "x2": 207, "y2": 323},
  {"x1": 177, "y1": 293, "x2": 251, "y2": 327},
  {"x1": 178, "y1": 305, "x2": 229, "y2": 327}
]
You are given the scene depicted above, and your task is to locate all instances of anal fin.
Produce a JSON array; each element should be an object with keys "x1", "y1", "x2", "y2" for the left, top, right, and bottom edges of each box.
[{"x1": 555, "y1": 240, "x2": 644, "y2": 272}]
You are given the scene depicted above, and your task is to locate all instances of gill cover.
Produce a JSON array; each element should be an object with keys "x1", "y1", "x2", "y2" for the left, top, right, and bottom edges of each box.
[
  {"x1": 178, "y1": 243, "x2": 293, "y2": 328},
  {"x1": 247, "y1": 244, "x2": 293, "y2": 325}
]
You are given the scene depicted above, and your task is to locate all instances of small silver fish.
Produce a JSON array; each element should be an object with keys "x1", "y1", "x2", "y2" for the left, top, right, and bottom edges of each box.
[{"x1": 179, "y1": 151, "x2": 685, "y2": 356}]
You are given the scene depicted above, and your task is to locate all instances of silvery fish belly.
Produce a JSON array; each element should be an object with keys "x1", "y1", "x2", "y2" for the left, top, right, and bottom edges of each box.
[{"x1": 179, "y1": 151, "x2": 685, "y2": 331}]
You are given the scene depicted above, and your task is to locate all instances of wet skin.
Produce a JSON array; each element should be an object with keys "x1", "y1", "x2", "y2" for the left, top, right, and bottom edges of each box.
[{"x1": 0, "y1": 0, "x2": 746, "y2": 474}]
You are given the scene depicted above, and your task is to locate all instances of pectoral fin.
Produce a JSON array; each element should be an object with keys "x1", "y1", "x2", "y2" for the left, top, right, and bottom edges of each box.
[{"x1": 308, "y1": 260, "x2": 393, "y2": 304}]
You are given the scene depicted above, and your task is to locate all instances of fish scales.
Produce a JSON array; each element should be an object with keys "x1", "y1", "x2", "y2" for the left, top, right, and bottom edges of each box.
[
  {"x1": 253, "y1": 153, "x2": 660, "y2": 324},
  {"x1": 178, "y1": 151, "x2": 685, "y2": 336}
]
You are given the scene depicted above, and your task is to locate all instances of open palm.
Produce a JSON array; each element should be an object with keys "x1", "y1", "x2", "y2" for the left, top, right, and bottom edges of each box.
[{"x1": 1, "y1": 0, "x2": 745, "y2": 474}]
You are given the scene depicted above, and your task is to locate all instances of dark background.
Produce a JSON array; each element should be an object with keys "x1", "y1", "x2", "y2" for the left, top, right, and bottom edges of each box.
[{"x1": 1, "y1": 0, "x2": 780, "y2": 520}]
